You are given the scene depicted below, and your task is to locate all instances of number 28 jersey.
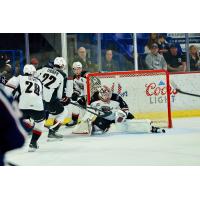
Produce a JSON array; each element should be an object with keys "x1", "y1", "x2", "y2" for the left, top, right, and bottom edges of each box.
[
  {"x1": 6, "y1": 75, "x2": 44, "y2": 111},
  {"x1": 36, "y1": 67, "x2": 67, "y2": 102}
]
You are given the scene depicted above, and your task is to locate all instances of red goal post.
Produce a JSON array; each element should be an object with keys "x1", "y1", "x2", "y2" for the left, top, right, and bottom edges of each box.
[{"x1": 86, "y1": 70, "x2": 172, "y2": 128}]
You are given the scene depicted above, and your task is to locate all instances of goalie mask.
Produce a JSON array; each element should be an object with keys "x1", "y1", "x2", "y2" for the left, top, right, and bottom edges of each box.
[
  {"x1": 98, "y1": 85, "x2": 112, "y2": 102},
  {"x1": 72, "y1": 61, "x2": 82, "y2": 75},
  {"x1": 23, "y1": 64, "x2": 36, "y2": 75},
  {"x1": 54, "y1": 57, "x2": 66, "y2": 70}
]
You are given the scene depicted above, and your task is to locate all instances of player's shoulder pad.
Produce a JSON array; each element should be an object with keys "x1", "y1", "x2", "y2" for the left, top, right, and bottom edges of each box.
[
  {"x1": 8, "y1": 75, "x2": 20, "y2": 84},
  {"x1": 57, "y1": 69, "x2": 67, "y2": 78},
  {"x1": 34, "y1": 77, "x2": 43, "y2": 85},
  {"x1": 111, "y1": 93, "x2": 120, "y2": 101}
]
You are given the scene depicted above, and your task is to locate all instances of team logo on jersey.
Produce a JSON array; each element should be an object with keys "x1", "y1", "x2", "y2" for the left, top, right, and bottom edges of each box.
[
  {"x1": 145, "y1": 80, "x2": 177, "y2": 104},
  {"x1": 111, "y1": 82, "x2": 128, "y2": 97}
]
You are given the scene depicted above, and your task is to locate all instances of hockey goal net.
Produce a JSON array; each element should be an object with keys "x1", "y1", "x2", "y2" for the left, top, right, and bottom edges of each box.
[{"x1": 86, "y1": 70, "x2": 172, "y2": 128}]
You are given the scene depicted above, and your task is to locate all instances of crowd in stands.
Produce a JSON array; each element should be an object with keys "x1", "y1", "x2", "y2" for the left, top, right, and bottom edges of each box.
[
  {"x1": 1, "y1": 34, "x2": 200, "y2": 79},
  {"x1": 66, "y1": 35, "x2": 198, "y2": 75}
]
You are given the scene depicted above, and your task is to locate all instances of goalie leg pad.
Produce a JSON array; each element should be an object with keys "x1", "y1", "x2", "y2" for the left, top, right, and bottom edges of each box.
[
  {"x1": 72, "y1": 119, "x2": 92, "y2": 135},
  {"x1": 125, "y1": 119, "x2": 152, "y2": 133},
  {"x1": 81, "y1": 111, "x2": 96, "y2": 122},
  {"x1": 109, "y1": 119, "x2": 152, "y2": 134}
]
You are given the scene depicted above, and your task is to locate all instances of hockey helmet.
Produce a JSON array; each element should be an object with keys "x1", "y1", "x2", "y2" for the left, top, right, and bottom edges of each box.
[
  {"x1": 54, "y1": 57, "x2": 66, "y2": 69},
  {"x1": 72, "y1": 61, "x2": 82, "y2": 70},
  {"x1": 23, "y1": 64, "x2": 36, "y2": 75}
]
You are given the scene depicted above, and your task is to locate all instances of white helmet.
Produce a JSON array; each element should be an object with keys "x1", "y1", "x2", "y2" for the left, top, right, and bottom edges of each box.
[
  {"x1": 23, "y1": 64, "x2": 36, "y2": 75},
  {"x1": 54, "y1": 57, "x2": 66, "y2": 68},
  {"x1": 72, "y1": 61, "x2": 82, "y2": 70}
]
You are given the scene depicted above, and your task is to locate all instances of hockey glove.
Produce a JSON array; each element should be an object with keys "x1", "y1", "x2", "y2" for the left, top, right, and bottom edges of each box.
[
  {"x1": 115, "y1": 109, "x2": 127, "y2": 123},
  {"x1": 60, "y1": 96, "x2": 70, "y2": 106},
  {"x1": 71, "y1": 91, "x2": 80, "y2": 101},
  {"x1": 77, "y1": 97, "x2": 86, "y2": 106}
]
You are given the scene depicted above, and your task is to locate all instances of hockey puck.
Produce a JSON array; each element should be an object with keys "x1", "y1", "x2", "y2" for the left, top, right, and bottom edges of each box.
[{"x1": 162, "y1": 129, "x2": 166, "y2": 133}]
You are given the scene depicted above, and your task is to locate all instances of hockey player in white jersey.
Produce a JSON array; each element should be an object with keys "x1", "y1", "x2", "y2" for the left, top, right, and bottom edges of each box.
[
  {"x1": 5, "y1": 64, "x2": 46, "y2": 151},
  {"x1": 36, "y1": 57, "x2": 67, "y2": 139},
  {"x1": 73, "y1": 85, "x2": 163, "y2": 135},
  {"x1": 65, "y1": 61, "x2": 87, "y2": 127}
]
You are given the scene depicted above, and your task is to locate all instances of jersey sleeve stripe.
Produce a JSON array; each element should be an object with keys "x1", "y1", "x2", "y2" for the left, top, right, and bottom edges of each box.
[{"x1": 5, "y1": 83, "x2": 16, "y2": 90}]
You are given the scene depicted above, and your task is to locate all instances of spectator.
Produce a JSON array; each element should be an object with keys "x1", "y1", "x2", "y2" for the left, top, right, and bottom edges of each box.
[
  {"x1": 102, "y1": 49, "x2": 119, "y2": 71},
  {"x1": 72, "y1": 47, "x2": 99, "y2": 73},
  {"x1": 30, "y1": 57, "x2": 39, "y2": 69},
  {"x1": 164, "y1": 44, "x2": 186, "y2": 72},
  {"x1": 144, "y1": 33, "x2": 158, "y2": 54},
  {"x1": 0, "y1": 87, "x2": 26, "y2": 165},
  {"x1": 145, "y1": 43, "x2": 167, "y2": 70},
  {"x1": 157, "y1": 34, "x2": 169, "y2": 55},
  {"x1": 189, "y1": 45, "x2": 200, "y2": 71}
]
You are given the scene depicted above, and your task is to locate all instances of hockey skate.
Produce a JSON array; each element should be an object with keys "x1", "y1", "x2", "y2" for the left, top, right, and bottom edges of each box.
[
  {"x1": 28, "y1": 142, "x2": 39, "y2": 152},
  {"x1": 65, "y1": 119, "x2": 78, "y2": 127},
  {"x1": 47, "y1": 128, "x2": 63, "y2": 141}
]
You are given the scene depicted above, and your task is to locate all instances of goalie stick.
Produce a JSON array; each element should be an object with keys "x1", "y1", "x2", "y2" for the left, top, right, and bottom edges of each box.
[
  {"x1": 171, "y1": 80, "x2": 200, "y2": 98},
  {"x1": 69, "y1": 101, "x2": 112, "y2": 118}
]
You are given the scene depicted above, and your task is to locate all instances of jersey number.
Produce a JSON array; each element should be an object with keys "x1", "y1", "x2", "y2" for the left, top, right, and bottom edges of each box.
[
  {"x1": 25, "y1": 81, "x2": 40, "y2": 96},
  {"x1": 42, "y1": 73, "x2": 56, "y2": 89}
]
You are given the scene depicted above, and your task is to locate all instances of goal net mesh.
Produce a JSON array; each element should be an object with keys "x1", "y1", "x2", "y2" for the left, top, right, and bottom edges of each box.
[{"x1": 86, "y1": 70, "x2": 172, "y2": 128}]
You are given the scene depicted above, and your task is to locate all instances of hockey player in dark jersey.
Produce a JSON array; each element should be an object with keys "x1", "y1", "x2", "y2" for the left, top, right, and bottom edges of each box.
[
  {"x1": 65, "y1": 61, "x2": 87, "y2": 127},
  {"x1": 0, "y1": 87, "x2": 26, "y2": 165}
]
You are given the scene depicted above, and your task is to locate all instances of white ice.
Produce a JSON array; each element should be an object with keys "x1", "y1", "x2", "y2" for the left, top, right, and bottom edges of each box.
[{"x1": 6, "y1": 117, "x2": 200, "y2": 166}]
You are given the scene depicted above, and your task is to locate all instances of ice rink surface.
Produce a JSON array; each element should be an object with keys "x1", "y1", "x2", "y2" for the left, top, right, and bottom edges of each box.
[{"x1": 6, "y1": 117, "x2": 200, "y2": 166}]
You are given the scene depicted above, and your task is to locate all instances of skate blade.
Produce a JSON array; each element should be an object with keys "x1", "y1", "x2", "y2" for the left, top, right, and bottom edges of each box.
[
  {"x1": 72, "y1": 132, "x2": 90, "y2": 136},
  {"x1": 28, "y1": 148, "x2": 37, "y2": 152},
  {"x1": 47, "y1": 138, "x2": 63, "y2": 142}
]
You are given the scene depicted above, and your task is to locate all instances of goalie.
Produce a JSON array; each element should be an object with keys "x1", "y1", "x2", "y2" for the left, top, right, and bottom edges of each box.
[{"x1": 72, "y1": 85, "x2": 163, "y2": 135}]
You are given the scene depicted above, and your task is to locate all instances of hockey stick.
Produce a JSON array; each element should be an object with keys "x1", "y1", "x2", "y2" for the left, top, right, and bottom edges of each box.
[
  {"x1": 171, "y1": 80, "x2": 200, "y2": 98},
  {"x1": 69, "y1": 101, "x2": 112, "y2": 118}
]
